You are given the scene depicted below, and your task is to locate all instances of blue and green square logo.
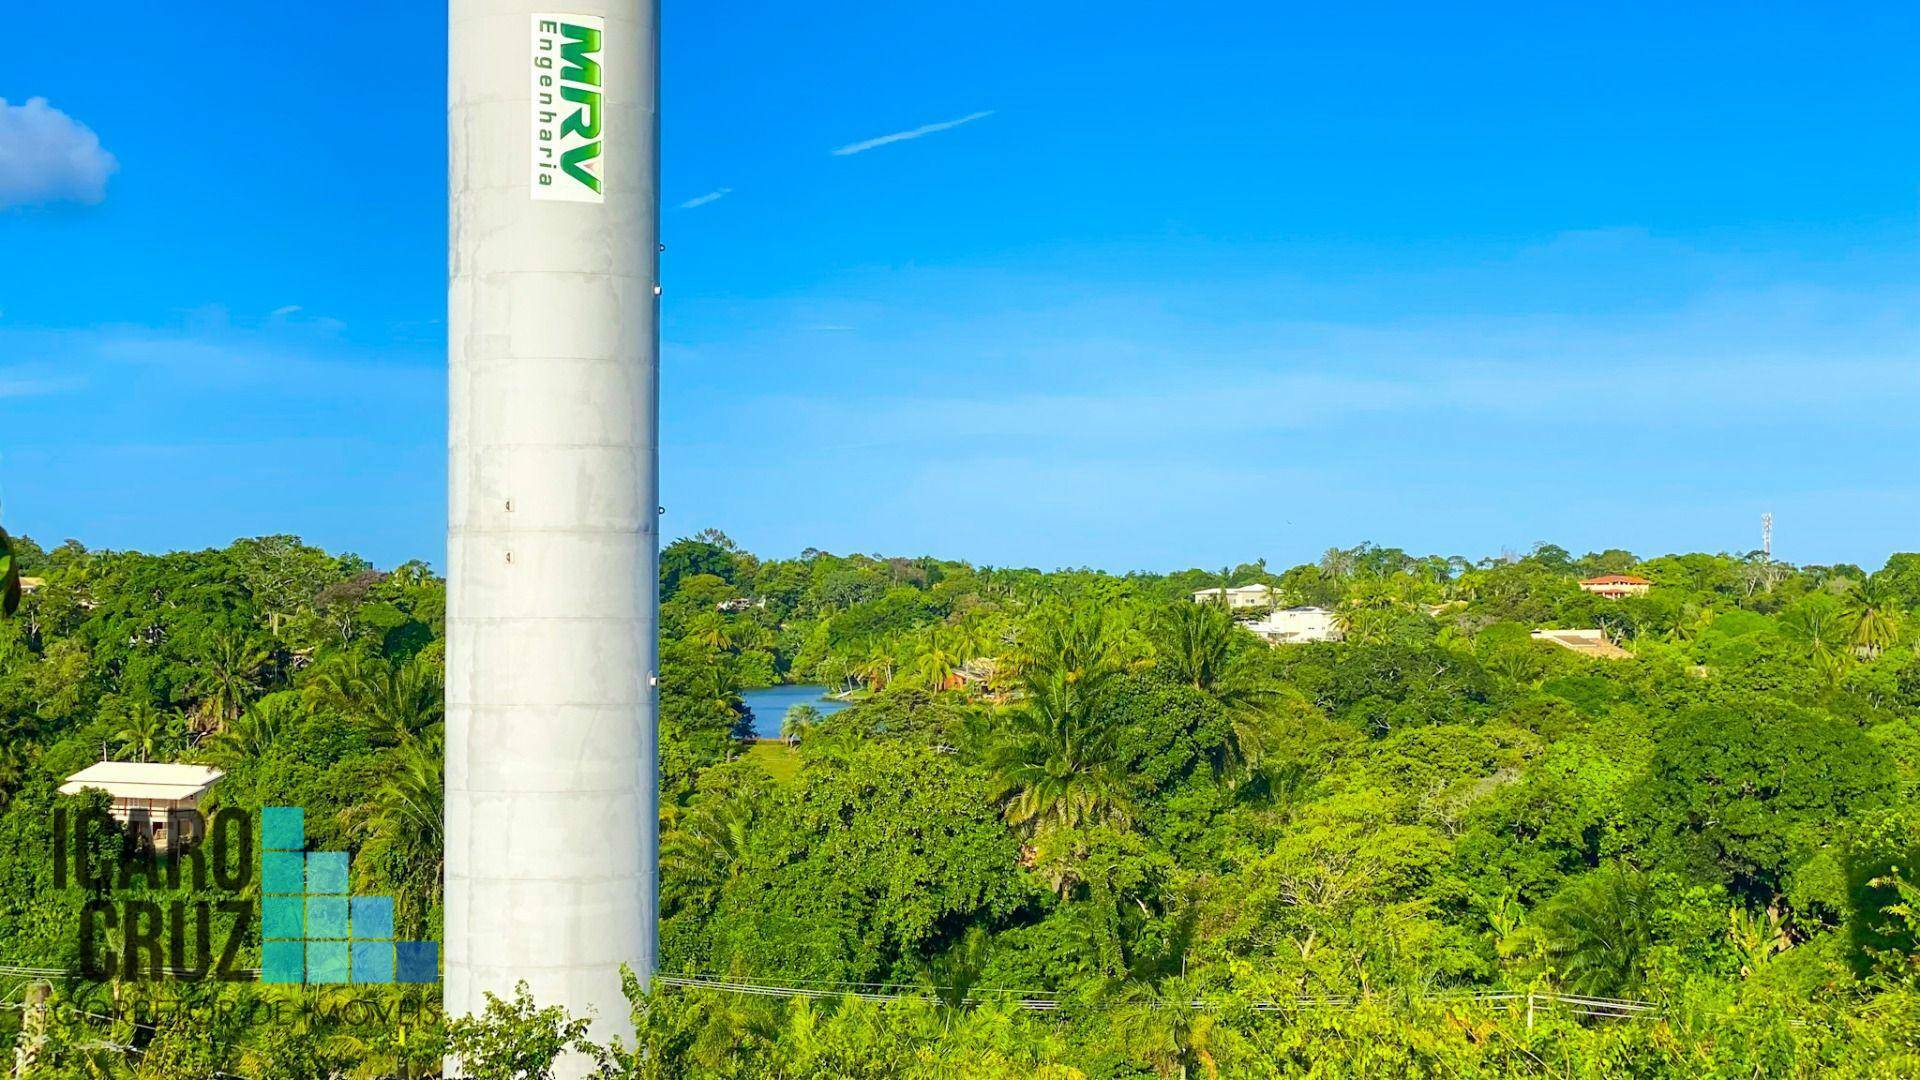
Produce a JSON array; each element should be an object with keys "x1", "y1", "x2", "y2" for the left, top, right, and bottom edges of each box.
[{"x1": 258, "y1": 806, "x2": 437, "y2": 985}]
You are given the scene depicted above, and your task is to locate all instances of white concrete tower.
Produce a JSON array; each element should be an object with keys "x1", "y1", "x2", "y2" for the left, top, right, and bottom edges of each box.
[{"x1": 447, "y1": 0, "x2": 659, "y2": 1067}]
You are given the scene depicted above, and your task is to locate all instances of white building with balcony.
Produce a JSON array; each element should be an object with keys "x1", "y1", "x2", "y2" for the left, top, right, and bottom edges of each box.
[
  {"x1": 1191, "y1": 583, "x2": 1274, "y2": 610},
  {"x1": 1244, "y1": 605, "x2": 1342, "y2": 644}
]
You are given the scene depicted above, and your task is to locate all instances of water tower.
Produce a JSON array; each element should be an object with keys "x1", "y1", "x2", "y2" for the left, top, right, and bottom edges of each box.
[{"x1": 446, "y1": 0, "x2": 660, "y2": 1069}]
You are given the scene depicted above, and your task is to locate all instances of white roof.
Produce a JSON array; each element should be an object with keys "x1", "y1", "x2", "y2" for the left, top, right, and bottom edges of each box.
[
  {"x1": 1531, "y1": 628, "x2": 1606, "y2": 642},
  {"x1": 1531, "y1": 628, "x2": 1631, "y2": 659},
  {"x1": 60, "y1": 762, "x2": 224, "y2": 802}
]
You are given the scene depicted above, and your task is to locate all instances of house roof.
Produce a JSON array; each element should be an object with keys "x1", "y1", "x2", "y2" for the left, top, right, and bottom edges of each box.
[
  {"x1": 1580, "y1": 574, "x2": 1651, "y2": 585},
  {"x1": 60, "y1": 762, "x2": 224, "y2": 802}
]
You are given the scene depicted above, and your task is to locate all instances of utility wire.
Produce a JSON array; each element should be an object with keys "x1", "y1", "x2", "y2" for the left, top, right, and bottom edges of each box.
[
  {"x1": 653, "y1": 973, "x2": 1661, "y2": 1017},
  {"x1": 4, "y1": 962, "x2": 1661, "y2": 1019}
]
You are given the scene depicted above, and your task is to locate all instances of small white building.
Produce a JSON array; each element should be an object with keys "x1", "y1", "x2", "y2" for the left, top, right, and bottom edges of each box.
[
  {"x1": 1191, "y1": 583, "x2": 1274, "y2": 610},
  {"x1": 60, "y1": 762, "x2": 224, "y2": 850},
  {"x1": 1578, "y1": 575, "x2": 1652, "y2": 599},
  {"x1": 1244, "y1": 606, "x2": 1342, "y2": 645}
]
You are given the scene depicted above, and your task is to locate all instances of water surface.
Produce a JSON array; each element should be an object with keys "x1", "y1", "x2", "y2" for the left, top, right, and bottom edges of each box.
[{"x1": 739, "y1": 684, "x2": 852, "y2": 739}]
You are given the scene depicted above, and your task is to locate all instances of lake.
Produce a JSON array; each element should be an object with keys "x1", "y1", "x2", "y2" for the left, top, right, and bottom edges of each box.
[{"x1": 739, "y1": 684, "x2": 852, "y2": 740}]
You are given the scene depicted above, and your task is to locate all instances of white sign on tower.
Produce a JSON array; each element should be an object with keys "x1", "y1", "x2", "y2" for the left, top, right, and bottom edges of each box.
[{"x1": 530, "y1": 14, "x2": 607, "y2": 202}]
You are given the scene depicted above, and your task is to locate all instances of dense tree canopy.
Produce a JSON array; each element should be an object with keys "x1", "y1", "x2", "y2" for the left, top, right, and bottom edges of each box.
[{"x1": 2, "y1": 533, "x2": 1919, "y2": 1076}]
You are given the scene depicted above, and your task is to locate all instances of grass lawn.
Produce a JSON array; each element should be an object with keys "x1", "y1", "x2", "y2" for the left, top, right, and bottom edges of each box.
[{"x1": 740, "y1": 740, "x2": 801, "y2": 785}]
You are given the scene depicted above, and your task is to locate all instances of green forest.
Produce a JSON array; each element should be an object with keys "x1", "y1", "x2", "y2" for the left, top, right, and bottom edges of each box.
[{"x1": 2, "y1": 528, "x2": 1919, "y2": 1077}]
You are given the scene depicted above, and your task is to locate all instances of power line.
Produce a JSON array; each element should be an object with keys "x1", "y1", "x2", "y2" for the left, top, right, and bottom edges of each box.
[
  {"x1": 653, "y1": 973, "x2": 1661, "y2": 1019},
  {"x1": 0, "y1": 964, "x2": 261, "y2": 977}
]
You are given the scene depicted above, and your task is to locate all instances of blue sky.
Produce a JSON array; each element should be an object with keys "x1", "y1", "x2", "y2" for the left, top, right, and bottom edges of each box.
[{"x1": 3, "y1": 2, "x2": 1916, "y2": 572}]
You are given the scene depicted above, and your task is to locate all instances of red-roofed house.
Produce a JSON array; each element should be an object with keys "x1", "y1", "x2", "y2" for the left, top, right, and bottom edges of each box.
[{"x1": 1579, "y1": 574, "x2": 1652, "y2": 599}]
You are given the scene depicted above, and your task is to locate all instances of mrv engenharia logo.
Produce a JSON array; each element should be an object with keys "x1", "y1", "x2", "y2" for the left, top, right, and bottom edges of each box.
[{"x1": 53, "y1": 799, "x2": 437, "y2": 984}]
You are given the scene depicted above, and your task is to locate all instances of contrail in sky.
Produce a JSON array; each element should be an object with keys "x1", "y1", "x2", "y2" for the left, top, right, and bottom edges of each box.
[
  {"x1": 679, "y1": 187, "x2": 732, "y2": 209},
  {"x1": 831, "y1": 111, "x2": 995, "y2": 156}
]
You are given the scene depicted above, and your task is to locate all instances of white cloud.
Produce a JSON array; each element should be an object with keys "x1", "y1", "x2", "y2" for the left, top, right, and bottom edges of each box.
[
  {"x1": 679, "y1": 188, "x2": 732, "y2": 209},
  {"x1": 831, "y1": 110, "x2": 994, "y2": 156},
  {"x1": 0, "y1": 376, "x2": 82, "y2": 398},
  {"x1": 0, "y1": 321, "x2": 438, "y2": 439},
  {"x1": 270, "y1": 304, "x2": 303, "y2": 317},
  {"x1": 683, "y1": 269, "x2": 1920, "y2": 468},
  {"x1": 0, "y1": 97, "x2": 118, "y2": 208}
]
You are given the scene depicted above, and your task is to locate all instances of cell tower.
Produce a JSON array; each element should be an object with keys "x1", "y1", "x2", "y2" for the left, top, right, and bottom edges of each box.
[
  {"x1": 446, "y1": 1, "x2": 660, "y2": 1072},
  {"x1": 1762, "y1": 512, "x2": 1773, "y2": 560}
]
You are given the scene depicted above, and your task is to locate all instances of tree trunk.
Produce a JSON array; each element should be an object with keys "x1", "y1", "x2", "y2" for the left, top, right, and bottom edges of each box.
[{"x1": 12, "y1": 981, "x2": 48, "y2": 1077}]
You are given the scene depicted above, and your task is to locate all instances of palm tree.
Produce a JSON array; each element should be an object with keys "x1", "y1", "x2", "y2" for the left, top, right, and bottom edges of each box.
[
  {"x1": 1151, "y1": 602, "x2": 1238, "y2": 694},
  {"x1": 780, "y1": 703, "x2": 821, "y2": 747},
  {"x1": 661, "y1": 791, "x2": 755, "y2": 912},
  {"x1": 113, "y1": 700, "x2": 172, "y2": 762},
  {"x1": 1319, "y1": 546, "x2": 1358, "y2": 582},
  {"x1": 852, "y1": 649, "x2": 894, "y2": 692},
  {"x1": 1539, "y1": 864, "x2": 1656, "y2": 997},
  {"x1": 1333, "y1": 579, "x2": 1404, "y2": 645},
  {"x1": 1813, "y1": 650, "x2": 1851, "y2": 695},
  {"x1": 920, "y1": 925, "x2": 994, "y2": 1016},
  {"x1": 345, "y1": 730, "x2": 444, "y2": 932},
  {"x1": 976, "y1": 605, "x2": 1143, "y2": 843},
  {"x1": 815, "y1": 653, "x2": 853, "y2": 695},
  {"x1": 1082, "y1": 900, "x2": 1213, "y2": 1076},
  {"x1": 316, "y1": 653, "x2": 444, "y2": 745},
  {"x1": 209, "y1": 693, "x2": 298, "y2": 761},
  {"x1": 908, "y1": 627, "x2": 966, "y2": 692},
  {"x1": 1109, "y1": 975, "x2": 1219, "y2": 1080},
  {"x1": 687, "y1": 613, "x2": 733, "y2": 650},
  {"x1": 989, "y1": 624, "x2": 1038, "y2": 693},
  {"x1": 1663, "y1": 603, "x2": 1714, "y2": 645},
  {"x1": 1484, "y1": 643, "x2": 1547, "y2": 688},
  {"x1": 1333, "y1": 601, "x2": 1395, "y2": 647},
  {"x1": 190, "y1": 633, "x2": 270, "y2": 731},
  {"x1": 376, "y1": 732, "x2": 445, "y2": 840},
  {"x1": 1781, "y1": 598, "x2": 1849, "y2": 661},
  {"x1": 1147, "y1": 603, "x2": 1288, "y2": 781},
  {"x1": 990, "y1": 664, "x2": 1132, "y2": 834},
  {"x1": 1025, "y1": 604, "x2": 1134, "y2": 691},
  {"x1": 1843, "y1": 577, "x2": 1902, "y2": 658},
  {"x1": 953, "y1": 616, "x2": 995, "y2": 663},
  {"x1": 995, "y1": 740, "x2": 1132, "y2": 835}
]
